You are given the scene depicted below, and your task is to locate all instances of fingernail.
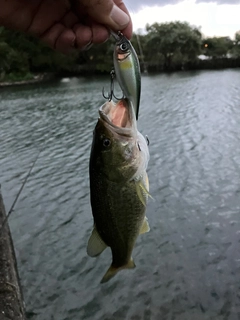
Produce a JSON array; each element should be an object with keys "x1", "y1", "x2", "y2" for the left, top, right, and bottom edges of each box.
[
  {"x1": 71, "y1": 36, "x2": 77, "y2": 48},
  {"x1": 81, "y1": 41, "x2": 93, "y2": 51},
  {"x1": 110, "y1": 5, "x2": 130, "y2": 27}
]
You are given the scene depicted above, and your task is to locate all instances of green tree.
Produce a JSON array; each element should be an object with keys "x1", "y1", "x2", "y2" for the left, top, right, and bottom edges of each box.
[
  {"x1": 130, "y1": 32, "x2": 149, "y2": 73},
  {"x1": 79, "y1": 40, "x2": 113, "y2": 73},
  {"x1": 230, "y1": 31, "x2": 240, "y2": 58},
  {"x1": 202, "y1": 36, "x2": 233, "y2": 58},
  {"x1": 0, "y1": 28, "x2": 30, "y2": 80},
  {"x1": 0, "y1": 27, "x2": 78, "y2": 81},
  {"x1": 145, "y1": 21, "x2": 202, "y2": 70}
]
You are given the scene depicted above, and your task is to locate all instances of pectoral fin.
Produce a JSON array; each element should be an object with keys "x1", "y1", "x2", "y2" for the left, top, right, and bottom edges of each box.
[
  {"x1": 139, "y1": 216, "x2": 150, "y2": 234},
  {"x1": 145, "y1": 174, "x2": 149, "y2": 190},
  {"x1": 135, "y1": 174, "x2": 153, "y2": 207},
  {"x1": 87, "y1": 226, "x2": 107, "y2": 257},
  {"x1": 100, "y1": 258, "x2": 136, "y2": 284}
]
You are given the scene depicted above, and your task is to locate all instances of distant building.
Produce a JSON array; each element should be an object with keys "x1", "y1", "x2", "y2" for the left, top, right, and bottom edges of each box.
[{"x1": 198, "y1": 55, "x2": 210, "y2": 60}]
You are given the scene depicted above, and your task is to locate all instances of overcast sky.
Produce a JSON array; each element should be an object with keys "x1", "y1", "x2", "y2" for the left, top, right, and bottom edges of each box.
[{"x1": 126, "y1": 0, "x2": 240, "y2": 38}]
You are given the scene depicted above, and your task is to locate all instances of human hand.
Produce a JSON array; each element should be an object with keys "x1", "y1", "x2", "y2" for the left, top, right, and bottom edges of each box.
[{"x1": 0, "y1": 0, "x2": 132, "y2": 54}]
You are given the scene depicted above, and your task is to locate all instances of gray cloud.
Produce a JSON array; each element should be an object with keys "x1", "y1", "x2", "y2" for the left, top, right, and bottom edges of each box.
[
  {"x1": 196, "y1": 0, "x2": 240, "y2": 3},
  {"x1": 126, "y1": 0, "x2": 239, "y2": 11},
  {"x1": 126, "y1": 0, "x2": 179, "y2": 11}
]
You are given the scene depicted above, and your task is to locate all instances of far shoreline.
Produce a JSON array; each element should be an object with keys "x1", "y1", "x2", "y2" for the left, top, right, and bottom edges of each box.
[
  {"x1": 1, "y1": 61, "x2": 240, "y2": 88},
  {"x1": 0, "y1": 74, "x2": 55, "y2": 88}
]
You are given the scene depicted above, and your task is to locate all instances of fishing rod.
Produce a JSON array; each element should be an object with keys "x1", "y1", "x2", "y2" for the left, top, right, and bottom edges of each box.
[{"x1": 0, "y1": 150, "x2": 41, "y2": 235}]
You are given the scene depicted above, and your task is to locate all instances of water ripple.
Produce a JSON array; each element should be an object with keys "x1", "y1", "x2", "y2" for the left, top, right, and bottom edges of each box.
[{"x1": 1, "y1": 71, "x2": 240, "y2": 319}]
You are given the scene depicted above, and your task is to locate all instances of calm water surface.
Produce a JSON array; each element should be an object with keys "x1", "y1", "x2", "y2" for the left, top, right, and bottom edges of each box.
[{"x1": 1, "y1": 70, "x2": 240, "y2": 320}]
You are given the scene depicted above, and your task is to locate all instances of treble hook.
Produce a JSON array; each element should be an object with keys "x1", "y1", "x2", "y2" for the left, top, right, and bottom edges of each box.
[{"x1": 102, "y1": 69, "x2": 124, "y2": 101}]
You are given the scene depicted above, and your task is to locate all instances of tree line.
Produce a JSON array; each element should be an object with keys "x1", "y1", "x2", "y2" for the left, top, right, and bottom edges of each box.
[{"x1": 0, "y1": 21, "x2": 240, "y2": 82}]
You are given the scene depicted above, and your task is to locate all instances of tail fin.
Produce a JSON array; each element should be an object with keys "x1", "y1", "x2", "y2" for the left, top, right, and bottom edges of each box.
[{"x1": 100, "y1": 258, "x2": 136, "y2": 284}]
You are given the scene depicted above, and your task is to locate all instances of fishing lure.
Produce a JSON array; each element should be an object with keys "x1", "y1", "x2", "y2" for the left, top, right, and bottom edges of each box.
[{"x1": 102, "y1": 31, "x2": 141, "y2": 120}]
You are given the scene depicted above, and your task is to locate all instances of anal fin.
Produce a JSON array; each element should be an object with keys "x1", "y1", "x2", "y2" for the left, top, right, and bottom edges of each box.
[
  {"x1": 139, "y1": 216, "x2": 150, "y2": 234},
  {"x1": 87, "y1": 226, "x2": 107, "y2": 257}
]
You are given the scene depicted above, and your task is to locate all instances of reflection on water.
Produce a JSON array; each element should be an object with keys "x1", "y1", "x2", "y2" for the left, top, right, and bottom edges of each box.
[{"x1": 1, "y1": 70, "x2": 240, "y2": 320}]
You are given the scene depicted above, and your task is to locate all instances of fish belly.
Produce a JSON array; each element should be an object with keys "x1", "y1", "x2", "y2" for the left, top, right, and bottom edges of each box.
[{"x1": 90, "y1": 173, "x2": 146, "y2": 267}]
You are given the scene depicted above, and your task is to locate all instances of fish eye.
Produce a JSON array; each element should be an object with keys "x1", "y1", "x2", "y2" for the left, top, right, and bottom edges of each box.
[
  {"x1": 119, "y1": 42, "x2": 129, "y2": 52},
  {"x1": 102, "y1": 138, "x2": 111, "y2": 147}
]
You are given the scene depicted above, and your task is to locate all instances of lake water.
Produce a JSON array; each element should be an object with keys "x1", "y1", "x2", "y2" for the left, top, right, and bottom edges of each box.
[{"x1": 1, "y1": 70, "x2": 240, "y2": 320}]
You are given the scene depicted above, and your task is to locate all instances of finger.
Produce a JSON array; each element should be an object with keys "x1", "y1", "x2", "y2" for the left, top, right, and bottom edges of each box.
[
  {"x1": 62, "y1": 11, "x2": 79, "y2": 28},
  {"x1": 74, "y1": 0, "x2": 132, "y2": 36},
  {"x1": 113, "y1": 0, "x2": 132, "y2": 39},
  {"x1": 55, "y1": 29, "x2": 76, "y2": 54},
  {"x1": 89, "y1": 23, "x2": 109, "y2": 44},
  {"x1": 40, "y1": 23, "x2": 76, "y2": 54},
  {"x1": 27, "y1": 0, "x2": 70, "y2": 36},
  {"x1": 73, "y1": 23, "x2": 93, "y2": 49}
]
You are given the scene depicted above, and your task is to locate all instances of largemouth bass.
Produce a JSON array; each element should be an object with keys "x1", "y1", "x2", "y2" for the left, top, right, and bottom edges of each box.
[{"x1": 88, "y1": 98, "x2": 150, "y2": 283}]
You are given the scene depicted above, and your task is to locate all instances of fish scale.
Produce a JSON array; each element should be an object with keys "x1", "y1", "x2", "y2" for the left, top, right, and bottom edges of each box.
[
  {"x1": 92, "y1": 179, "x2": 145, "y2": 264},
  {"x1": 91, "y1": 175, "x2": 144, "y2": 234}
]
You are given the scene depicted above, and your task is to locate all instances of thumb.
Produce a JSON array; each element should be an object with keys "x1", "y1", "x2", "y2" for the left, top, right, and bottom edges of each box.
[{"x1": 76, "y1": 0, "x2": 131, "y2": 31}]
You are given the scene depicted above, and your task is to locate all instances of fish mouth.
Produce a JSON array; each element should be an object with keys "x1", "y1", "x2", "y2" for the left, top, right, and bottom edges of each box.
[{"x1": 99, "y1": 99, "x2": 136, "y2": 136}]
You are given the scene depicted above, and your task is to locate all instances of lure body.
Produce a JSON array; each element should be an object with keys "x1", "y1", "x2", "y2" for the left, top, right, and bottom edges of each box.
[{"x1": 113, "y1": 34, "x2": 141, "y2": 120}]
